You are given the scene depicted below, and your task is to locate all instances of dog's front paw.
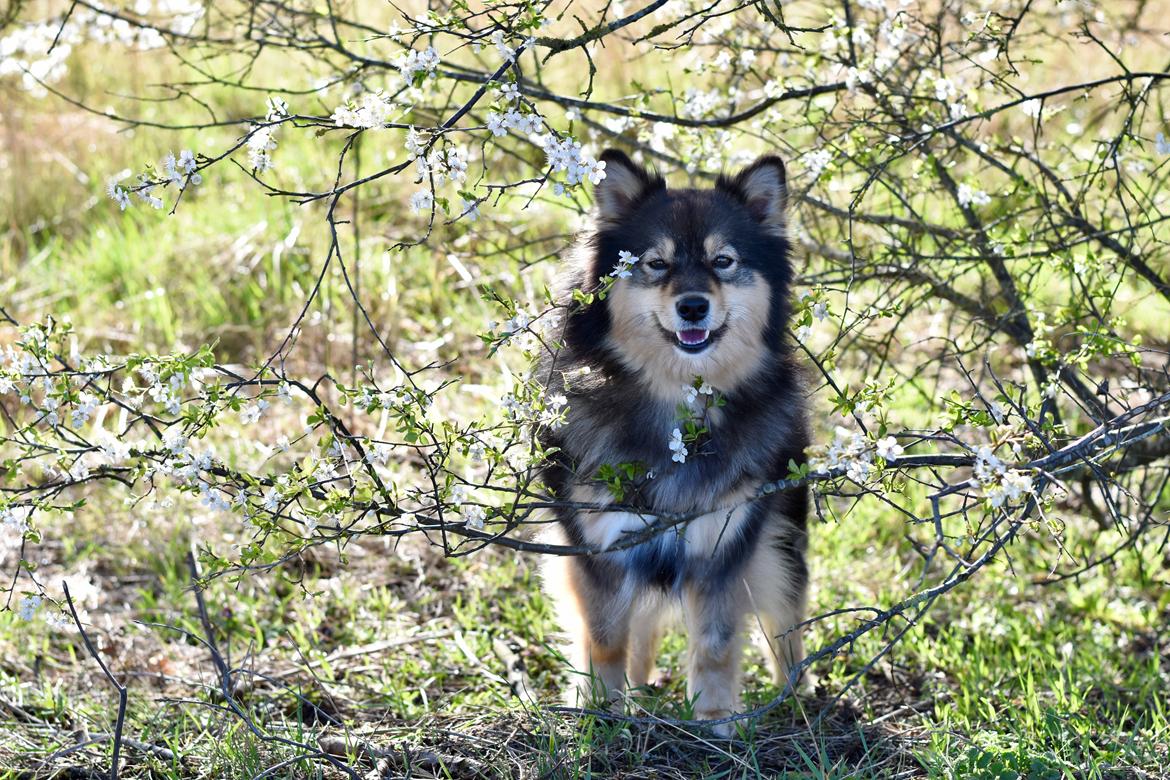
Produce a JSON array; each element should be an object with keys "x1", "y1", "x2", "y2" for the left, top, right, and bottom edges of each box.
[{"x1": 695, "y1": 709, "x2": 735, "y2": 738}]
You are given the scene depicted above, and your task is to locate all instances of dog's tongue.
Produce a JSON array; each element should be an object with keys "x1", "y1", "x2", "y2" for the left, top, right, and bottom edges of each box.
[{"x1": 677, "y1": 329, "x2": 709, "y2": 346}]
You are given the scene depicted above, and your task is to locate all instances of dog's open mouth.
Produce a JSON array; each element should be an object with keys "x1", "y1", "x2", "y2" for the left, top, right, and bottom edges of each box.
[{"x1": 675, "y1": 328, "x2": 711, "y2": 352}]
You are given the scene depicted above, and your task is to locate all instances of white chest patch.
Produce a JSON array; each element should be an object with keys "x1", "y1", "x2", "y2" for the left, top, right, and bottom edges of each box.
[{"x1": 571, "y1": 481, "x2": 758, "y2": 578}]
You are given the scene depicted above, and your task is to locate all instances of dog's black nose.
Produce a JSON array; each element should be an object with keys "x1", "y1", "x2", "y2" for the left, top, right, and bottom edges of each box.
[{"x1": 676, "y1": 296, "x2": 710, "y2": 322}]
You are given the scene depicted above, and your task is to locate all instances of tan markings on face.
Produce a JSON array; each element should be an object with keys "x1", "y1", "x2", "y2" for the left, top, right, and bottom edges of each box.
[
  {"x1": 703, "y1": 233, "x2": 740, "y2": 263},
  {"x1": 703, "y1": 272, "x2": 771, "y2": 385},
  {"x1": 645, "y1": 237, "x2": 675, "y2": 265},
  {"x1": 607, "y1": 254, "x2": 772, "y2": 399}
]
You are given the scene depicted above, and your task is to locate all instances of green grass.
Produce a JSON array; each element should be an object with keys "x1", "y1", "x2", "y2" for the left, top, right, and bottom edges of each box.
[{"x1": 1, "y1": 468, "x2": 1165, "y2": 777}]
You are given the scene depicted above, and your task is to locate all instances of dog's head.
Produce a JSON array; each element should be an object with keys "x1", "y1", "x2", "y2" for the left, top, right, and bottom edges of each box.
[{"x1": 565, "y1": 149, "x2": 794, "y2": 396}]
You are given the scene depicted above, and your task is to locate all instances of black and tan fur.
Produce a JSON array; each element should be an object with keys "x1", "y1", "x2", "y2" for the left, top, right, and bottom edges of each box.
[{"x1": 538, "y1": 149, "x2": 809, "y2": 734}]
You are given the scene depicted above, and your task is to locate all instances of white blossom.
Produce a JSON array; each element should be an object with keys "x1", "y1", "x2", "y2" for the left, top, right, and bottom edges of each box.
[
  {"x1": 982, "y1": 469, "x2": 1034, "y2": 508},
  {"x1": 934, "y1": 76, "x2": 956, "y2": 102},
  {"x1": 668, "y1": 428, "x2": 688, "y2": 464},
  {"x1": 332, "y1": 92, "x2": 396, "y2": 129},
  {"x1": 611, "y1": 250, "x2": 640, "y2": 279},
  {"x1": 239, "y1": 399, "x2": 269, "y2": 425},
  {"x1": 875, "y1": 436, "x2": 903, "y2": 461},
  {"x1": 846, "y1": 66, "x2": 872, "y2": 92},
  {"x1": 409, "y1": 189, "x2": 434, "y2": 214},
  {"x1": 461, "y1": 504, "x2": 487, "y2": 529},
  {"x1": 497, "y1": 81, "x2": 520, "y2": 103},
  {"x1": 540, "y1": 393, "x2": 569, "y2": 429},
  {"x1": 436, "y1": 146, "x2": 468, "y2": 183},
  {"x1": 366, "y1": 442, "x2": 392, "y2": 466},
  {"x1": 971, "y1": 445, "x2": 1034, "y2": 508},
  {"x1": 266, "y1": 96, "x2": 288, "y2": 121},
  {"x1": 106, "y1": 177, "x2": 131, "y2": 210},
  {"x1": 394, "y1": 46, "x2": 440, "y2": 86},
  {"x1": 486, "y1": 112, "x2": 507, "y2": 137},
  {"x1": 501, "y1": 310, "x2": 530, "y2": 334},
  {"x1": 70, "y1": 392, "x2": 99, "y2": 427},
  {"x1": 682, "y1": 88, "x2": 720, "y2": 118},
  {"x1": 802, "y1": 148, "x2": 833, "y2": 180},
  {"x1": 247, "y1": 127, "x2": 277, "y2": 172},
  {"x1": 1, "y1": 505, "x2": 31, "y2": 554},
  {"x1": 505, "y1": 108, "x2": 541, "y2": 136},
  {"x1": 163, "y1": 149, "x2": 199, "y2": 185},
  {"x1": 539, "y1": 135, "x2": 604, "y2": 188},
  {"x1": 809, "y1": 426, "x2": 879, "y2": 483},
  {"x1": 449, "y1": 483, "x2": 469, "y2": 506},
  {"x1": 957, "y1": 183, "x2": 991, "y2": 207},
  {"x1": 404, "y1": 127, "x2": 429, "y2": 159},
  {"x1": 684, "y1": 380, "x2": 715, "y2": 405},
  {"x1": 134, "y1": 176, "x2": 164, "y2": 209},
  {"x1": 18, "y1": 595, "x2": 41, "y2": 621},
  {"x1": 490, "y1": 30, "x2": 515, "y2": 61}
]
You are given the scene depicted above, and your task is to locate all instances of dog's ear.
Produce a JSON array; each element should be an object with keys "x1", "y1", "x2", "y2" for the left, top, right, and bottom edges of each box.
[
  {"x1": 594, "y1": 149, "x2": 663, "y2": 222},
  {"x1": 719, "y1": 155, "x2": 788, "y2": 236}
]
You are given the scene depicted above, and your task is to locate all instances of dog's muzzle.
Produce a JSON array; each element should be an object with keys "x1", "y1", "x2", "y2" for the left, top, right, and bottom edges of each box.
[{"x1": 674, "y1": 295, "x2": 713, "y2": 352}]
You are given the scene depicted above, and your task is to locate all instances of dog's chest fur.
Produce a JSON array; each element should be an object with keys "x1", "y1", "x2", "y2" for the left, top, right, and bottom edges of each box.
[{"x1": 549, "y1": 367, "x2": 802, "y2": 590}]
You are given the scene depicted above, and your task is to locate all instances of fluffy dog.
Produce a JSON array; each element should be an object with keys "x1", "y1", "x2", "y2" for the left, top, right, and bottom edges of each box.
[{"x1": 538, "y1": 149, "x2": 809, "y2": 734}]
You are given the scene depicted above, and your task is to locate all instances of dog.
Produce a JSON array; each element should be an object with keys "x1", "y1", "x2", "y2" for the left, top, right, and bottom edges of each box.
[{"x1": 536, "y1": 149, "x2": 810, "y2": 735}]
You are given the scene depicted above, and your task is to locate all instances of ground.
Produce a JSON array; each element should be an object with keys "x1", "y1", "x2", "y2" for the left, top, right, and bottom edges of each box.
[{"x1": 0, "y1": 475, "x2": 1166, "y2": 777}]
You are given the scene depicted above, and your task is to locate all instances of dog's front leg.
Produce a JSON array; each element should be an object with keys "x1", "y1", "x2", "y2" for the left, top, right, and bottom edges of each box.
[
  {"x1": 683, "y1": 583, "x2": 745, "y2": 735},
  {"x1": 562, "y1": 556, "x2": 634, "y2": 708}
]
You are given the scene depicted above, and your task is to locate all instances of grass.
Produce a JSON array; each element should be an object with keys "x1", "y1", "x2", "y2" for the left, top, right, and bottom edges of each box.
[
  {"x1": 0, "y1": 464, "x2": 1165, "y2": 777},
  {"x1": 3, "y1": 4, "x2": 1170, "y2": 778}
]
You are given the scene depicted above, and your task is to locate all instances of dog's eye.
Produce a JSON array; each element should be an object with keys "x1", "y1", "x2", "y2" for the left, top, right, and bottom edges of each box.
[
  {"x1": 712, "y1": 255, "x2": 736, "y2": 270},
  {"x1": 646, "y1": 258, "x2": 669, "y2": 271}
]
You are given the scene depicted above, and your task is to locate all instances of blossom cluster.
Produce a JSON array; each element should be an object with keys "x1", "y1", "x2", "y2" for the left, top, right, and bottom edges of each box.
[
  {"x1": 808, "y1": 426, "x2": 903, "y2": 483},
  {"x1": 394, "y1": 46, "x2": 441, "y2": 87},
  {"x1": 1, "y1": 1, "x2": 204, "y2": 94},
  {"x1": 332, "y1": 92, "x2": 398, "y2": 129},
  {"x1": 405, "y1": 130, "x2": 468, "y2": 185},
  {"x1": 683, "y1": 380, "x2": 715, "y2": 407},
  {"x1": 247, "y1": 128, "x2": 277, "y2": 173},
  {"x1": 449, "y1": 484, "x2": 486, "y2": 529},
  {"x1": 540, "y1": 136, "x2": 607, "y2": 194},
  {"x1": 611, "y1": 251, "x2": 640, "y2": 279},
  {"x1": 485, "y1": 30, "x2": 533, "y2": 63},
  {"x1": 106, "y1": 149, "x2": 201, "y2": 211},
  {"x1": 668, "y1": 428, "x2": 688, "y2": 464},
  {"x1": 486, "y1": 108, "x2": 541, "y2": 138},
  {"x1": 971, "y1": 446, "x2": 1035, "y2": 508},
  {"x1": 802, "y1": 148, "x2": 834, "y2": 181},
  {"x1": 957, "y1": 183, "x2": 991, "y2": 208},
  {"x1": 794, "y1": 289, "x2": 832, "y2": 343}
]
